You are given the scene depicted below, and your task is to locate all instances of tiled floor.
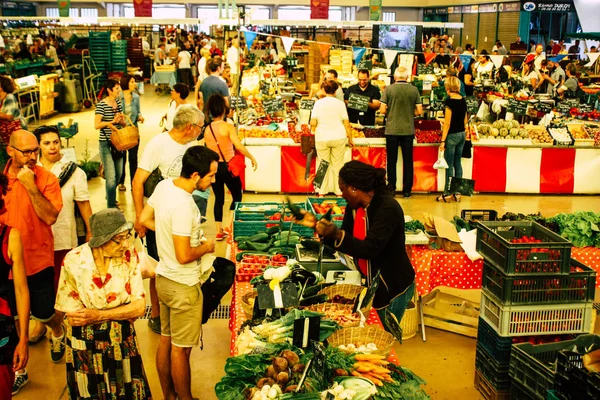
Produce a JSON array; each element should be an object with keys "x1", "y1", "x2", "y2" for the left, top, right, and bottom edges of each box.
[{"x1": 14, "y1": 85, "x2": 600, "y2": 400}]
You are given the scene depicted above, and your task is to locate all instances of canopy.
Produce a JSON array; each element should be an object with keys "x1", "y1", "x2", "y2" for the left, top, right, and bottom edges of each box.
[{"x1": 565, "y1": 32, "x2": 600, "y2": 40}]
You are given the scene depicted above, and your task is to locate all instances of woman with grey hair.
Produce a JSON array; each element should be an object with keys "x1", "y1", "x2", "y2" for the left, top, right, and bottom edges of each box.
[{"x1": 55, "y1": 208, "x2": 151, "y2": 399}]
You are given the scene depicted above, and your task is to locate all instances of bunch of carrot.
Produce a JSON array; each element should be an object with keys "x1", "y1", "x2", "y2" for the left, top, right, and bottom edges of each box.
[{"x1": 350, "y1": 354, "x2": 394, "y2": 386}]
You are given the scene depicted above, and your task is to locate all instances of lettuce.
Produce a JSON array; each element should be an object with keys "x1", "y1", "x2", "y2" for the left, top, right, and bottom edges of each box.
[{"x1": 548, "y1": 212, "x2": 600, "y2": 248}]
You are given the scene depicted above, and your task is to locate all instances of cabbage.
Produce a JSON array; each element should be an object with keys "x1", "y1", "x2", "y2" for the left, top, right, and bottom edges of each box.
[{"x1": 338, "y1": 377, "x2": 377, "y2": 400}]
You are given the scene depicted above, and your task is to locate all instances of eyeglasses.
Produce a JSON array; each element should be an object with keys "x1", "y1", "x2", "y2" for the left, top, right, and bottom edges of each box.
[
  {"x1": 11, "y1": 146, "x2": 41, "y2": 157},
  {"x1": 111, "y1": 232, "x2": 132, "y2": 245}
]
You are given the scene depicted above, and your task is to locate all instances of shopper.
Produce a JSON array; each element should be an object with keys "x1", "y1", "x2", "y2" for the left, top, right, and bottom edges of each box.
[
  {"x1": 434, "y1": 46, "x2": 450, "y2": 68},
  {"x1": 139, "y1": 146, "x2": 218, "y2": 400},
  {"x1": 454, "y1": 56, "x2": 475, "y2": 96},
  {"x1": 301, "y1": 160, "x2": 416, "y2": 329},
  {"x1": 132, "y1": 104, "x2": 204, "y2": 334},
  {"x1": 197, "y1": 48, "x2": 211, "y2": 84},
  {"x1": 568, "y1": 40, "x2": 581, "y2": 60},
  {"x1": 35, "y1": 125, "x2": 93, "y2": 290},
  {"x1": 0, "y1": 75, "x2": 25, "y2": 132},
  {"x1": 163, "y1": 83, "x2": 190, "y2": 132},
  {"x1": 268, "y1": 41, "x2": 279, "y2": 63},
  {"x1": 198, "y1": 57, "x2": 229, "y2": 118},
  {"x1": 557, "y1": 63, "x2": 579, "y2": 97},
  {"x1": 317, "y1": 69, "x2": 344, "y2": 102},
  {"x1": 0, "y1": 172, "x2": 29, "y2": 400},
  {"x1": 118, "y1": 74, "x2": 144, "y2": 191},
  {"x1": 540, "y1": 60, "x2": 565, "y2": 95},
  {"x1": 177, "y1": 44, "x2": 193, "y2": 88},
  {"x1": 1, "y1": 130, "x2": 64, "y2": 395},
  {"x1": 344, "y1": 69, "x2": 381, "y2": 126},
  {"x1": 204, "y1": 94, "x2": 257, "y2": 240},
  {"x1": 95, "y1": 79, "x2": 125, "y2": 209},
  {"x1": 436, "y1": 77, "x2": 467, "y2": 203},
  {"x1": 492, "y1": 41, "x2": 508, "y2": 55},
  {"x1": 311, "y1": 80, "x2": 353, "y2": 196},
  {"x1": 226, "y1": 39, "x2": 241, "y2": 96},
  {"x1": 520, "y1": 56, "x2": 540, "y2": 91},
  {"x1": 55, "y1": 209, "x2": 151, "y2": 400},
  {"x1": 380, "y1": 66, "x2": 423, "y2": 197},
  {"x1": 154, "y1": 42, "x2": 166, "y2": 68},
  {"x1": 474, "y1": 51, "x2": 494, "y2": 81}
]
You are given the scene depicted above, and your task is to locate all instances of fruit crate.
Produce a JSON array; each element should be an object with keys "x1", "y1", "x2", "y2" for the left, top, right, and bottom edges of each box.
[
  {"x1": 481, "y1": 291, "x2": 593, "y2": 337},
  {"x1": 547, "y1": 390, "x2": 565, "y2": 400},
  {"x1": 477, "y1": 317, "x2": 514, "y2": 365},
  {"x1": 234, "y1": 202, "x2": 306, "y2": 221},
  {"x1": 481, "y1": 259, "x2": 596, "y2": 306},
  {"x1": 461, "y1": 209, "x2": 498, "y2": 222},
  {"x1": 476, "y1": 344, "x2": 511, "y2": 391},
  {"x1": 555, "y1": 335, "x2": 600, "y2": 400},
  {"x1": 307, "y1": 197, "x2": 347, "y2": 227},
  {"x1": 510, "y1": 334, "x2": 600, "y2": 399},
  {"x1": 474, "y1": 369, "x2": 511, "y2": 400},
  {"x1": 511, "y1": 381, "x2": 537, "y2": 399},
  {"x1": 476, "y1": 221, "x2": 572, "y2": 275},
  {"x1": 233, "y1": 220, "x2": 314, "y2": 239}
]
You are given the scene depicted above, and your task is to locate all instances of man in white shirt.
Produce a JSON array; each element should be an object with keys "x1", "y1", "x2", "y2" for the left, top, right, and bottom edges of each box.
[
  {"x1": 140, "y1": 145, "x2": 219, "y2": 400},
  {"x1": 132, "y1": 104, "x2": 204, "y2": 334},
  {"x1": 177, "y1": 43, "x2": 193, "y2": 87},
  {"x1": 533, "y1": 44, "x2": 545, "y2": 72},
  {"x1": 226, "y1": 39, "x2": 241, "y2": 96}
]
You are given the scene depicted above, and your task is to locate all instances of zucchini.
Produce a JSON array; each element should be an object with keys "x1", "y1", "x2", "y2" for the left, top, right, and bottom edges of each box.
[
  {"x1": 246, "y1": 237, "x2": 275, "y2": 252},
  {"x1": 299, "y1": 293, "x2": 328, "y2": 306},
  {"x1": 237, "y1": 241, "x2": 251, "y2": 251},
  {"x1": 274, "y1": 238, "x2": 302, "y2": 248},
  {"x1": 248, "y1": 232, "x2": 270, "y2": 243},
  {"x1": 266, "y1": 226, "x2": 281, "y2": 235},
  {"x1": 233, "y1": 235, "x2": 250, "y2": 242},
  {"x1": 235, "y1": 251, "x2": 271, "y2": 262},
  {"x1": 275, "y1": 231, "x2": 300, "y2": 240}
]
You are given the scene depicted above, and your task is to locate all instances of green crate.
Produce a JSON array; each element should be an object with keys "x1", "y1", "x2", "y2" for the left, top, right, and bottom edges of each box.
[
  {"x1": 547, "y1": 390, "x2": 564, "y2": 400},
  {"x1": 510, "y1": 381, "x2": 537, "y2": 399},
  {"x1": 307, "y1": 197, "x2": 347, "y2": 227},
  {"x1": 510, "y1": 335, "x2": 600, "y2": 399},
  {"x1": 476, "y1": 221, "x2": 572, "y2": 275},
  {"x1": 476, "y1": 344, "x2": 511, "y2": 391},
  {"x1": 234, "y1": 202, "x2": 306, "y2": 222},
  {"x1": 482, "y1": 259, "x2": 596, "y2": 306},
  {"x1": 477, "y1": 317, "x2": 514, "y2": 365},
  {"x1": 233, "y1": 220, "x2": 314, "y2": 238}
]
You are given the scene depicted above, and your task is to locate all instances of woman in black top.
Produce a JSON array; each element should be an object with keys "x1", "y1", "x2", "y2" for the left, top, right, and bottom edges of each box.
[
  {"x1": 455, "y1": 56, "x2": 475, "y2": 96},
  {"x1": 437, "y1": 76, "x2": 467, "y2": 203},
  {"x1": 299, "y1": 160, "x2": 416, "y2": 331}
]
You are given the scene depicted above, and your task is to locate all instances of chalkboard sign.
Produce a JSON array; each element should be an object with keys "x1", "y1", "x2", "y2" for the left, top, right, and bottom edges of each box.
[
  {"x1": 263, "y1": 98, "x2": 284, "y2": 115},
  {"x1": 300, "y1": 99, "x2": 316, "y2": 110},
  {"x1": 535, "y1": 102, "x2": 553, "y2": 114},
  {"x1": 565, "y1": 98, "x2": 580, "y2": 107},
  {"x1": 260, "y1": 81, "x2": 271, "y2": 96},
  {"x1": 256, "y1": 281, "x2": 298, "y2": 309},
  {"x1": 353, "y1": 271, "x2": 380, "y2": 313},
  {"x1": 357, "y1": 59, "x2": 373, "y2": 72},
  {"x1": 347, "y1": 93, "x2": 370, "y2": 112},
  {"x1": 313, "y1": 159, "x2": 329, "y2": 189},
  {"x1": 557, "y1": 102, "x2": 573, "y2": 114},
  {"x1": 297, "y1": 341, "x2": 327, "y2": 392},
  {"x1": 417, "y1": 64, "x2": 434, "y2": 75},
  {"x1": 507, "y1": 99, "x2": 528, "y2": 116},
  {"x1": 430, "y1": 100, "x2": 445, "y2": 112},
  {"x1": 465, "y1": 96, "x2": 479, "y2": 114},
  {"x1": 579, "y1": 103, "x2": 593, "y2": 113},
  {"x1": 230, "y1": 96, "x2": 247, "y2": 109},
  {"x1": 292, "y1": 316, "x2": 320, "y2": 349}
]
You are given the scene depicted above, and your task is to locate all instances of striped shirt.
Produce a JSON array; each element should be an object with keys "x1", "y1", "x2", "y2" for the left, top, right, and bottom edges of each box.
[{"x1": 95, "y1": 99, "x2": 122, "y2": 141}]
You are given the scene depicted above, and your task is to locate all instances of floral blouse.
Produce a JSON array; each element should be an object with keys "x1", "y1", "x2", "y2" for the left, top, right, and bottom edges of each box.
[{"x1": 55, "y1": 243, "x2": 146, "y2": 313}]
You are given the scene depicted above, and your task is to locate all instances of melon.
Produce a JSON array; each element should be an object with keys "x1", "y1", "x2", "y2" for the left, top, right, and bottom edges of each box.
[
  {"x1": 490, "y1": 128, "x2": 499, "y2": 137},
  {"x1": 509, "y1": 128, "x2": 519, "y2": 137},
  {"x1": 519, "y1": 129, "x2": 528, "y2": 138},
  {"x1": 511, "y1": 120, "x2": 520, "y2": 129},
  {"x1": 499, "y1": 128, "x2": 509, "y2": 137}
]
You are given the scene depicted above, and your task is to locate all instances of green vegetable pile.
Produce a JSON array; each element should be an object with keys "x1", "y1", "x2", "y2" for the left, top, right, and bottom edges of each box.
[
  {"x1": 548, "y1": 212, "x2": 600, "y2": 248},
  {"x1": 404, "y1": 220, "x2": 425, "y2": 233}
]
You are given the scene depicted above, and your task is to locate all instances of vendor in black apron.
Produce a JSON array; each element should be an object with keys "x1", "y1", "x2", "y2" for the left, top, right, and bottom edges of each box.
[{"x1": 344, "y1": 69, "x2": 382, "y2": 126}]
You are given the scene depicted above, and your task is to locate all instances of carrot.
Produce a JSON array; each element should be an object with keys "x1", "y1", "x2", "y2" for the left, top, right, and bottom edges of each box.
[
  {"x1": 371, "y1": 366, "x2": 391, "y2": 374},
  {"x1": 367, "y1": 359, "x2": 390, "y2": 366},
  {"x1": 362, "y1": 373, "x2": 384, "y2": 386},
  {"x1": 350, "y1": 371, "x2": 363, "y2": 377},
  {"x1": 354, "y1": 354, "x2": 386, "y2": 361}
]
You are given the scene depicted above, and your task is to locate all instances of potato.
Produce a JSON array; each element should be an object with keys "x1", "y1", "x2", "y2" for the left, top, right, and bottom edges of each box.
[
  {"x1": 284, "y1": 385, "x2": 298, "y2": 393},
  {"x1": 273, "y1": 357, "x2": 289, "y2": 373},
  {"x1": 281, "y1": 350, "x2": 300, "y2": 367},
  {"x1": 276, "y1": 371, "x2": 289, "y2": 385},
  {"x1": 257, "y1": 377, "x2": 275, "y2": 389},
  {"x1": 266, "y1": 365, "x2": 277, "y2": 379},
  {"x1": 292, "y1": 363, "x2": 305, "y2": 374}
]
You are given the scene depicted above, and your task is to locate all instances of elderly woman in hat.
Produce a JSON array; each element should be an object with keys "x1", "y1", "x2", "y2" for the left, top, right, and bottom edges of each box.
[{"x1": 54, "y1": 209, "x2": 151, "y2": 400}]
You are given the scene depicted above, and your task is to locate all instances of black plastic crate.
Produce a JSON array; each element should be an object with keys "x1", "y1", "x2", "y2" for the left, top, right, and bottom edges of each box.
[
  {"x1": 511, "y1": 381, "x2": 538, "y2": 399},
  {"x1": 510, "y1": 335, "x2": 600, "y2": 399},
  {"x1": 555, "y1": 336, "x2": 600, "y2": 400},
  {"x1": 462, "y1": 209, "x2": 498, "y2": 222},
  {"x1": 474, "y1": 370, "x2": 511, "y2": 400},
  {"x1": 477, "y1": 317, "x2": 514, "y2": 365},
  {"x1": 476, "y1": 344, "x2": 511, "y2": 391},
  {"x1": 476, "y1": 221, "x2": 572, "y2": 275},
  {"x1": 482, "y1": 259, "x2": 596, "y2": 306}
]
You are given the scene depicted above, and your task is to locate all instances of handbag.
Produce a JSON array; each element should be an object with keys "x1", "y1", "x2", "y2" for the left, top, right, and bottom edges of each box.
[
  {"x1": 462, "y1": 140, "x2": 472, "y2": 159},
  {"x1": 143, "y1": 167, "x2": 164, "y2": 198},
  {"x1": 111, "y1": 114, "x2": 139, "y2": 151},
  {"x1": 208, "y1": 124, "x2": 246, "y2": 177},
  {"x1": 450, "y1": 177, "x2": 476, "y2": 196},
  {"x1": 433, "y1": 150, "x2": 449, "y2": 169}
]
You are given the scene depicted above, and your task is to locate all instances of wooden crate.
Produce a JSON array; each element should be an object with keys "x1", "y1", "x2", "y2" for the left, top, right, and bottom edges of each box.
[{"x1": 422, "y1": 289, "x2": 480, "y2": 338}]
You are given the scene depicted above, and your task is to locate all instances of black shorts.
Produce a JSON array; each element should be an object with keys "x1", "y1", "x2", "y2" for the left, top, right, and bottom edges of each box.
[{"x1": 24, "y1": 267, "x2": 56, "y2": 322}]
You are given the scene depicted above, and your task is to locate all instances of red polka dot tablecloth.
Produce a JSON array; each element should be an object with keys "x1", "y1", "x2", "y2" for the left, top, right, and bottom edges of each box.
[
  {"x1": 409, "y1": 245, "x2": 484, "y2": 296},
  {"x1": 572, "y1": 247, "x2": 600, "y2": 288}
]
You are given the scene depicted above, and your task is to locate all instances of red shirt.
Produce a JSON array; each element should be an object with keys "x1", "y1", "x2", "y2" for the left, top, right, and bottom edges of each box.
[
  {"x1": 552, "y1": 44, "x2": 562, "y2": 55},
  {"x1": 0, "y1": 160, "x2": 63, "y2": 276}
]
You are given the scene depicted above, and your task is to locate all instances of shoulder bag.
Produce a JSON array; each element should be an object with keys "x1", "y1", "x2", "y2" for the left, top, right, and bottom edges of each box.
[
  {"x1": 208, "y1": 124, "x2": 246, "y2": 177},
  {"x1": 58, "y1": 161, "x2": 87, "y2": 242},
  {"x1": 143, "y1": 167, "x2": 163, "y2": 198}
]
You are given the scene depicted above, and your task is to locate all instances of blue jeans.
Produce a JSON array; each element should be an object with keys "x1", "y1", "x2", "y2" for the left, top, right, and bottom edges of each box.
[
  {"x1": 443, "y1": 131, "x2": 466, "y2": 195},
  {"x1": 377, "y1": 281, "x2": 416, "y2": 331},
  {"x1": 99, "y1": 140, "x2": 124, "y2": 208}
]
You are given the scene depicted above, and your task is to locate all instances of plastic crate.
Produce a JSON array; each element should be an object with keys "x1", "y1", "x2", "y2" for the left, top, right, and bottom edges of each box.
[
  {"x1": 482, "y1": 259, "x2": 596, "y2": 306},
  {"x1": 307, "y1": 197, "x2": 347, "y2": 227},
  {"x1": 547, "y1": 390, "x2": 565, "y2": 400},
  {"x1": 480, "y1": 291, "x2": 593, "y2": 337},
  {"x1": 57, "y1": 122, "x2": 78, "y2": 139},
  {"x1": 477, "y1": 317, "x2": 514, "y2": 365},
  {"x1": 474, "y1": 369, "x2": 511, "y2": 400},
  {"x1": 476, "y1": 221, "x2": 572, "y2": 275},
  {"x1": 510, "y1": 335, "x2": 600, "y2": 399},
  {"x1": 555, "y1": 335, "x2": 600, "y2": 400},
  {"x1": 234, "y1": 202, "x2": 306, "y2": 221},
  {"x1": 510, "y1": 381, "x2": 537, "y2": 399},
  {"x1": 233, "y1": 221, "x2": 315, "y2": 239},
  {"x1": 461, "y1": 209, "x2": 498, "y2": 222},
  {"x1": 476, "y1": 344, "x2": 511, "y2": 391}
]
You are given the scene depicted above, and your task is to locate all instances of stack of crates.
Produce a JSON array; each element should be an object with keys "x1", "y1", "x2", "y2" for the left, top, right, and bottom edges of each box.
[
  {"x1": 89, "y1": 31, "x2": 111, "y2": 87},
  {"x1": 127, "y1": 38, "x2": 144, "y2": 73},
  {"x1": 111, "y1": 40, "x2": 128, "y2": 73},
  {"x1": 474, "y1": 220, "x2": 596, "y2": 399}
]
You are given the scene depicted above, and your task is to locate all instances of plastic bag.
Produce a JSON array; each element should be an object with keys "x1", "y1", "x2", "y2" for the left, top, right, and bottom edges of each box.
[{"x1": 433, "y1": 150, "x2": 449, "y2": 169}]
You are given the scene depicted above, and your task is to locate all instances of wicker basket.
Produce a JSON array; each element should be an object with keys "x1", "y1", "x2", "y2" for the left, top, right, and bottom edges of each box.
[
  {"x1": 241, "y1": 291, "x2": 257, "y2": 320},
  {"x1": 327, "y1": 326, "x2": 396, "y2": 356},
  {"x1": 111, "y1": 115, "x2": 139, "y2": 151},
  {"x1": 303, "y1": 303, "x2": 361, "y2": 327},
  {"x1": 318, "y1": 284, "x2": 372, "y2": 315},
  {"x1": 400, "y1": 301, "x2": 418, "y2": 340}
]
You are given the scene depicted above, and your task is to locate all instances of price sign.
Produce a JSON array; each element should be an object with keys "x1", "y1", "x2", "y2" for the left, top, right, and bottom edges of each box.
[
  {"x1": 579, "y1": 103, "x2": 593, "y2": 113},
  {"x1": 417, "y1": 64, "x2": 434, "y2": 75},
  {"x1": 507, "y1": 99, "x2": 528, "y2": 116},
  {"x1": 565, "y1": 98, "x2": 580, "y2": 108},
  {"x1": 230, "y1": 96, "x2": 247, "y2": 109},
  {"x1": 353, "y1": 271, "x2": 380, "y2": 313},
  {"x1": 297, "y1": 341, "x2": 327, "y2": 392},
  {"x1": 347, "y1": 93, "x2": 370, "y2": 112},
  {"x1": 263, "y1": 98, "x2": 284, "y2": 115},
  {"x1": 292, "y1": 316, "x2": 320, "y2": 349},
  {"x1": 557, "y1": 102, "x2": 572, "y2": 114},
  {"x1": 357, "y1": 59, "x2": 373, "y2": 72},
  {"x1": 256, "y1": 281, "x2": 298, "y2": 310},
  {"x1": 430, "y1": 100, "x2": 445, "y2": 112},
  {"x1": 260, "y1": 81, "x2": 271, "y2": 95},
  {"x1": 300, "y1": 99, "x2": 316, "y2": 110},
  {"x1": 535, "y1": 102, "x2": 553, "y2": 114},
  {"x1": 466, "y1": 96, "x2": 479, "y2": 114}
]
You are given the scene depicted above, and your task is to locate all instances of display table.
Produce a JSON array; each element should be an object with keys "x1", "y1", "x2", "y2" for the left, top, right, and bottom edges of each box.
[
  {"x1": 150, "y1": 70, "x2": 177, "y2": 88},
  {"x1": 572, "y1": 247, "x2": 600, "y2": 288},
  {"x1": 240, "y1": 140, "x2": 600, "y2": 194}
]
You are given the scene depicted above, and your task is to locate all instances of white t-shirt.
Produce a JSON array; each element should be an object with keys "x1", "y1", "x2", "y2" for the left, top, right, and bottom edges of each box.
[
  {"x1": 164, "y1": 101, "x2": 181, "y2": 131},
  {"x1": 149, "y1": 179, "x2": 212, "y2": 286},
  {"x1": 476, "y1": 61, "x2": 494, "y2": 80},
  {"x1": 178, "y1": 50, "x2": 192, "y2": 69},
  {"x1": 138, "y1": 131, "x2": 196, "y2": 180},
  {"x1": 226, "y1": 46, "x2": 240, "y2": 73},
  {"x1": 198, "y1": 57, "x2": 208, "y2": 82},
  {"x1": 270, "y1": 48, "x2": 279, "y2": 63},
  {"x1": 49, "y1": 158, "x2": 90, "y2": 250},
  {"x1": 523, "y1": 70, "x2": 539, "y2": 85},
  {"x1": 311, "y1": 96, "x2": 349, "y2": 142},
  {"x1": 534, "y1": 53, "x2": 545, "y2": 72}
]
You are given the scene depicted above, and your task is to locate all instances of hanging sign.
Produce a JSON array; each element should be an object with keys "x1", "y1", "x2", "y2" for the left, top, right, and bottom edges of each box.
[
  {"x1": 369, "y1": 0, "x2": 382, "y2": 21},
  {"x1": 521, "y1": 1, "x2": 572, "y2": 12},
  {"x1": 353, "y1": 47, "x2": 367, "y2": 66},
  {"x1": 133, "y1": 0, "x2": 152, "y2": 17},
  {"x1": 57, "y1": 0, "x2": 70, "y2": 17},
  {"x1": 310, "y1": 0, "x2": 329, "y2": 19},
  {"x1": 281, "y1": 36, "x2": 296, "y2": 55},
  {"x1": 383, "y1": 49, "x2": 398, "y2": 69},
  {"x1": 243, "y1": 30, "x2": 258, "y2": 49}
]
